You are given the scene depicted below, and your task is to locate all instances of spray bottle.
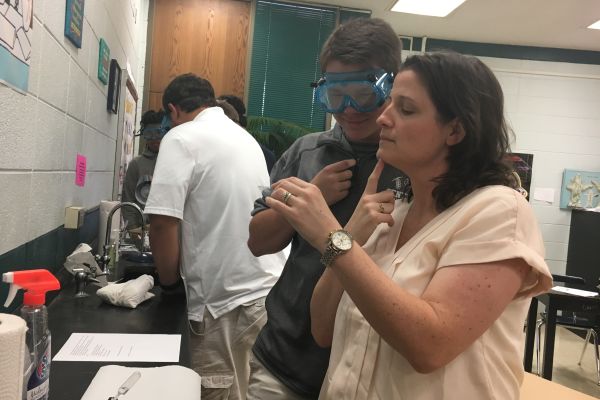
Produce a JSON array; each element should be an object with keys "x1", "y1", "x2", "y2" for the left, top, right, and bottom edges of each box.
[{"x1": 3, "y1": 269, "x2": 60, "y2": 400}]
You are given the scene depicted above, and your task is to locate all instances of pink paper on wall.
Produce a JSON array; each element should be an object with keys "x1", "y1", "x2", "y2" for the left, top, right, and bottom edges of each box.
[{"x1": 75, "y1": 154, "x2": 87, "y2": 187}]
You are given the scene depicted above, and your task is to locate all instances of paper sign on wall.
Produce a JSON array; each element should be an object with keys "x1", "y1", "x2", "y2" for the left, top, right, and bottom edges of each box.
[{"x1": 75, "y1": 154, "x2": 87, "y2": 187}]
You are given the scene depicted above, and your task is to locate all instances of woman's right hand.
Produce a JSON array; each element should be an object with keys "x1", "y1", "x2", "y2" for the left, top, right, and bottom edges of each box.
[{"x1": 345, "y1": 159, "x2": 396, "y2": 245}]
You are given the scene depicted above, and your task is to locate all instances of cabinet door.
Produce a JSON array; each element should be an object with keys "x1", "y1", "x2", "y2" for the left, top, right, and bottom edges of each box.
[{"x1": 147, "y1": 0, "x2": 251, "y2": 111}]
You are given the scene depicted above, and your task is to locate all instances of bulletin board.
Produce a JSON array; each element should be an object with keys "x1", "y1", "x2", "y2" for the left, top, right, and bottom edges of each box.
[{"x1": 112, "y1": 71, "x2": 138, "y2": 200}]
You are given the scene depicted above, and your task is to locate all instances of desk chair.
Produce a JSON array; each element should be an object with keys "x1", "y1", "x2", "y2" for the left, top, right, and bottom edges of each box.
[{"x1": 535, "y1": 274, "x2": 600, "y2": 385}]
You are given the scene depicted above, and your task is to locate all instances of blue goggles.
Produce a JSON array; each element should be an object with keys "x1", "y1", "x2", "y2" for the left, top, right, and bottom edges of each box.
[
  {"x1": 312, "y1": 69, "x2": 394, "y2": 113},
  {"x1": 140, "y1": 115, "x2": 172, "y2": 141}
]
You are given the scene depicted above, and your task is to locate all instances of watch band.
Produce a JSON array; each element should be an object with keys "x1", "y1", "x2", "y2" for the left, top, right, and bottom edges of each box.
[{"x1": 320, "y1": 245, "x2": 340, "y2": 268}]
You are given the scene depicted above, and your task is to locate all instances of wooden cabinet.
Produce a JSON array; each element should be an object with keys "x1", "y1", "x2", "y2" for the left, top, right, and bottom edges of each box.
[{"x1": 146, "y1": 0, "x2": 251, "y2": 111}]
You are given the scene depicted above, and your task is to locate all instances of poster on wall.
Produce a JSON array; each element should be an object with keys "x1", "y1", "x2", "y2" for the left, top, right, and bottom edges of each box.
[
  {"x1": 0, "y1": 0, "x2": 33, "y2": 92},
  {"x1": 560, "y1": 169, "x2": 600, "y2": 209},
  {"x1": 107, "y1": 59, "x2": 121, "y2": 113},
  {"x1": 506, "y1": 153, "x2": 534, "y2": 200},
  {"x1": 64, "y1": 0, "x2": 85, "y2": 48},
  {"x1": 117, "y1": 79, "x2": 138, "y2": 199},
  {"x1": 98, "y1": 38, "x2": 110, "y2": 84}
]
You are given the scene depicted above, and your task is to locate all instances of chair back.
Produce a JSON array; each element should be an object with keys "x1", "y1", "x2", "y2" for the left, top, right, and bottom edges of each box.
[{"x1": 552, "y1": 274, "x2": 586, "y2": 286}]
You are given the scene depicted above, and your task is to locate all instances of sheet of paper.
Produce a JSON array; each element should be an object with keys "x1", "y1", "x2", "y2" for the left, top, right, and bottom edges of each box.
[
  {"x1": 53, "y1": 333, "x2": 181, "y2": 362},
  {"x1": 533, "y1": 187, "x2": 555, "y2": 203},
  {"x1": 552, "y1": 286, "x2": 598, "y2": 297},
  {"x1": 81, "y1": 365, "x2": 200, "y2": 400}
]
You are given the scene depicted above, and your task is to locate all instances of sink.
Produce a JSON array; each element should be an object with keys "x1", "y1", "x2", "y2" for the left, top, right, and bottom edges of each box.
[{"x1": 116, "y1": 251, "x2": 156, "y2": 282}]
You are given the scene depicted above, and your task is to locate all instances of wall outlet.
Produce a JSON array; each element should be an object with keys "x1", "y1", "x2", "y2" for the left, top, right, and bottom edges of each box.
[{"x1": 65, "y1": 206, "x2": 85, "y2": 229}]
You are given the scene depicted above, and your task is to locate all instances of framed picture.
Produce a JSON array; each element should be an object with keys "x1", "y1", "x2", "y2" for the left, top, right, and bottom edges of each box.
[
  {"x1": 98, "y1": 38, "x2": 110, "y2": 84},
  {"x1": 0, "y1": 0, "x2": 34, "y2": 92},
  {"x1": 107, "y1": 59, "x2": 121, "y2": 114},
  {"x1": 112, "y1": 72, "x2": 139, "y2": 200},
  {"x1": 506, "y1": 153, "x2": 534, "y2": 200},
  {"x1": 64, "y1": 0, "x2": 85, "y2": 48},
  {"x1": 560, "y1": 169, "x2": 600, "y2": 209}
]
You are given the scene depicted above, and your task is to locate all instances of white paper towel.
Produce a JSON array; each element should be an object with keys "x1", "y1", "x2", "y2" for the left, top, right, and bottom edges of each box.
[{"x1": 0, "y1": 313, "x2": 27, "y2": 400}]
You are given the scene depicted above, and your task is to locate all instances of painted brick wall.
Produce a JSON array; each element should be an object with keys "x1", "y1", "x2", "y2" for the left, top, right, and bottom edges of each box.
[
  {"x1": 482, "y1": 56, "x2": 600, "y2": 274},
  {"x1": 0, "y1": 0, "x2": 149, "y2": 256}
]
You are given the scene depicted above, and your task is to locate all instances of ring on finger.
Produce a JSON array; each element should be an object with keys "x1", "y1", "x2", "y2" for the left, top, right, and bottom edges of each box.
[
  {"x1": 378, "y1": 203, "x2": 385, "y2": 213},
  {"x1": 282, "y1": 191, "x2": 293, "y2": 205}
]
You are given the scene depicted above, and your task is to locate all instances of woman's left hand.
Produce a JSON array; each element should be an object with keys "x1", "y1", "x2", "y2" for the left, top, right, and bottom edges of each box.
[{"x1": 265, "y1": 177, "x2": 342, "y2": 253}]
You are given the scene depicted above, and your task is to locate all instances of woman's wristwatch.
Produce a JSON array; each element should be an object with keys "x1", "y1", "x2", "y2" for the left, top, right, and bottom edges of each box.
[{"x1": 320, "y1": 229, "x2": 353, "y2": 267}]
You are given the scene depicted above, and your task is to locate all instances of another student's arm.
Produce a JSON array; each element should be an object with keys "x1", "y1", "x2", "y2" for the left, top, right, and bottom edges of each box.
[
  {"x1": 248, "y1": 158, "x2": 358, "y2": 256},
  {"x1": 149, "y1": 214, "x2": 181, "y2": 286},
  {"x1": 248, "y1": 209, "x2": 295, "y2": 256}
]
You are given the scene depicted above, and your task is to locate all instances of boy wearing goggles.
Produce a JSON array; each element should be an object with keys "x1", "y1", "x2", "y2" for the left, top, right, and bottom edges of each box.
[
  {"x1": 247, "y1": 18, "x2": 405, "y2": 400},
  {"x1": 121, "y1": 110, "x2": 171, "y2": 229}
]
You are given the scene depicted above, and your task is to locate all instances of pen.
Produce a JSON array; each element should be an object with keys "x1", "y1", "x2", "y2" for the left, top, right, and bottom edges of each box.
[{"x1": 109, "y1": 370, "x2": 141, "y2": 400}]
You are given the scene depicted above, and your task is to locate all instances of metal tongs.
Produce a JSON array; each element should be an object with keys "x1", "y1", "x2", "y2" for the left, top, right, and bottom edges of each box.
[{"x1": 108, "y1": 371, "x2": 141, "y2": 400}]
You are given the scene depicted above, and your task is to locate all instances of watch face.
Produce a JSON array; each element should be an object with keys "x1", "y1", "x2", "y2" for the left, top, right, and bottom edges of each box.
[{"x1": 331, "y1": 231, "x2": 352, "y2": 251}]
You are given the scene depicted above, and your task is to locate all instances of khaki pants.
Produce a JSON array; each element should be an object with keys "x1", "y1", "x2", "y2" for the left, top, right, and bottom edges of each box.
[
  {"x1": 189, "y1": 297, "x2": 267, "y2": 400},
  {"x1": 246, "y1": 356, "x2": 313, "y2": 400}
]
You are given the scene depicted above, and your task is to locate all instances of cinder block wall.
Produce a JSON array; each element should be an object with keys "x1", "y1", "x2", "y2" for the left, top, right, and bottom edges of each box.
[
  {"x1": 0, "y1": 0, "x2": 149, "y2": 256},
  {"x1": 484, "y1": 57, "x2": 600, "y2": 274}
]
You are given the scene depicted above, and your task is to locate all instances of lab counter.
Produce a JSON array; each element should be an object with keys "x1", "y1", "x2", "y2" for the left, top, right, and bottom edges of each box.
[{"x1": 48, "y1": 283, "x2": 189, "y2": 400}]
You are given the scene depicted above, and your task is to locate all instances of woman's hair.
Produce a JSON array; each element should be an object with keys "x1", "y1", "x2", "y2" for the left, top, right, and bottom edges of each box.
[
  {"x1": 400, "y1": 51, "x2": 516, "y2": 211},
  {"x1": 319, "y1": 18, "x2": 401, "y2": 74}
]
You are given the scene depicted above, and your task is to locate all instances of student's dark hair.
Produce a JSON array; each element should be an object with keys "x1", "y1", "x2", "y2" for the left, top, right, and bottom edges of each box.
[
  {"x1": 140, "y1": 109, "x2": 166, "y2": 130},
  {"x1": 400, "y1": 51, "x2": 516, "y2": 211},
  {"x1": 319, "y1": 18, "x2": 401, "y2": 73},
  {"x1": 162, "y1": 73, "x2": 217, "y2": 112},
  {"x1": 216, "y1": 99, "x2": 240, "y2": 123},
  {"x1": 218, "y1": 94, "x2": 247, "y2": 127}
]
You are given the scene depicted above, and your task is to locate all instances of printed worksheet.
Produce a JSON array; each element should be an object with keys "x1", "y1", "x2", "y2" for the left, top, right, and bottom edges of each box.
[{"x1": 53, "y1": 333, "x2": 181, "y2": 362}]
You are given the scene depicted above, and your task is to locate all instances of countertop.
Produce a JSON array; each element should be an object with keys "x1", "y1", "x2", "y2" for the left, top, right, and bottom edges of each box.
[{"x1": 48, "y1": 282, "x2": 189, "y2": 400}]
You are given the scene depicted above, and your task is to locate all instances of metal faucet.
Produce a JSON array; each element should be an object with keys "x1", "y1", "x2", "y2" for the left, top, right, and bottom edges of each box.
[{"x1": 95, "y1": 202, "x2": 146, "y2": 272}]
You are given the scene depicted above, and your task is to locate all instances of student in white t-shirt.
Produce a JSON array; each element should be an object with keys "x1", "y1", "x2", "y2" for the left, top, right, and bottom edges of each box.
[{"x1": 144, "y1": 73, "x2": 285, "y2": 400}]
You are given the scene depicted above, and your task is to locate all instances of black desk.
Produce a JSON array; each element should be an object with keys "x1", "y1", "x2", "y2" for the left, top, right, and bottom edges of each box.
[
  {"x1": 48, "y1": 284, "x2": 189, "y2": 400},
  {"x1": 524, "y1": 289, "x2": 600, "y2": 380}
]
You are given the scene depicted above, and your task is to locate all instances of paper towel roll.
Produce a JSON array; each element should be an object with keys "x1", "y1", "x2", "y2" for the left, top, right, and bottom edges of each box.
[{"x1": 0, "y1": 313, "x2": 27, "y2": 400}]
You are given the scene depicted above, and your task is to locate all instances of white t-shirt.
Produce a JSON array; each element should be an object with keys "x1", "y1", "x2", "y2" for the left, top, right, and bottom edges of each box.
[
  {"x1": 320, "y1": 186, "x2": 553, "y2": 400},
  {"x1": 145, "y1": 107, "x2": 285, "y2": 321}
]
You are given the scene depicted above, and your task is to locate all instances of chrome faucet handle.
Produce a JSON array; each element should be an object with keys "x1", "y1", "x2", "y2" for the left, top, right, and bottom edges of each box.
[
  {"x1": 84, "y1": 262, "x2": 105, "y2": 278},
  {"x1": 94, "y1": 249, "x2": 111, "y2": 271},
  {"x1": 73, "y1": 269, "x2": 99, "y2": 297}
]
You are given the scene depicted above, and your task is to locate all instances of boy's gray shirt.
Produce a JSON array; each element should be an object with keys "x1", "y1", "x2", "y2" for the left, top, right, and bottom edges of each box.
[{"x1": 251, "y1": 124, "x2": 404, "y2": 398}]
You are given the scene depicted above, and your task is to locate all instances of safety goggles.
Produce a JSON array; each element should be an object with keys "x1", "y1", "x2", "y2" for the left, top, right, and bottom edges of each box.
[
  {"x1": 312, "y1": 69, "x2": 394, "y2": 113},
  {"x1": 140, "y1": 115, "x2": 172, "y2": 141}
]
